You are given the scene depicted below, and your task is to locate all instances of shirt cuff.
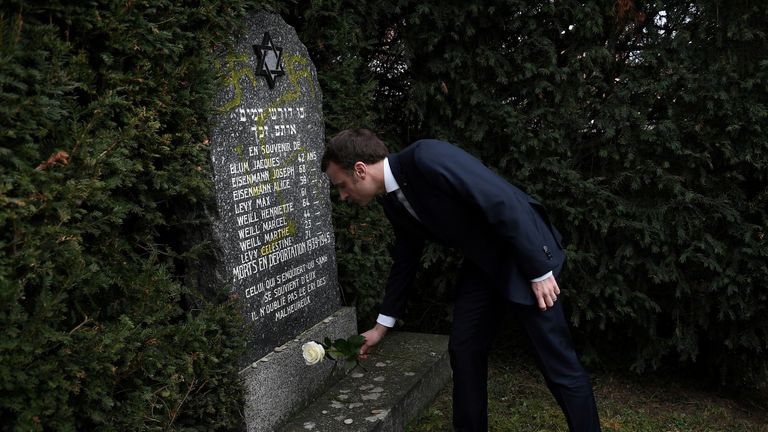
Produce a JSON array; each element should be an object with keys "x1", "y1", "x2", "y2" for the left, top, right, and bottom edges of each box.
[
  {"x1": 376, "y1": 314, "x2": 397, "y2": 328},
  {"x1": 530, "y1": 271, "x2": 553, "y2": 283}
]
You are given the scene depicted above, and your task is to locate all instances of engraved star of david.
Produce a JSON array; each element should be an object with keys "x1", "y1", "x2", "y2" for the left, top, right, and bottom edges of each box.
[{"x1": 253, "y1": 32, "x2": 285, "y2": 89}]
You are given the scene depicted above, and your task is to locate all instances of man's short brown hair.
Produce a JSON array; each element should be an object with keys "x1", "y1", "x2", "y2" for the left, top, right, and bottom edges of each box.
[{"x1": 321, "y1": 129, "x2": 389, "y2": 172}]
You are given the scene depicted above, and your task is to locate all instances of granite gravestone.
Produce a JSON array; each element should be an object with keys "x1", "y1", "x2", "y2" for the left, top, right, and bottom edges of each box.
[
  {"x1": 208, "y1": 13, "x2": 356, "y2": 431},
  {"x1": 210, "y1": 13, "x2": 340, "y2": 363}
]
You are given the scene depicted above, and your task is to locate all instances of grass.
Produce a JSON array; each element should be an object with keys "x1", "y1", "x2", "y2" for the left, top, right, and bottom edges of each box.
[{"x1": 406, "y1": 344, "x2": 768, "y2": 432}]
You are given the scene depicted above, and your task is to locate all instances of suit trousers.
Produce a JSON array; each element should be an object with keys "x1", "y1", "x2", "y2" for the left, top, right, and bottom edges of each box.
[{"x1": 449, "y1": 269, "x2": 601, "y2": 432}]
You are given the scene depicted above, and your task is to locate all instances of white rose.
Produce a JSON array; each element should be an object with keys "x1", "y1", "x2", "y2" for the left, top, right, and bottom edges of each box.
[{"x1": 302, "y1": 341, "x2": 325, "y2": 365}]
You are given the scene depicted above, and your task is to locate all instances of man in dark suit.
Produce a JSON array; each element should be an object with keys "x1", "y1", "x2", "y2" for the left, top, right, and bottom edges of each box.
[{"x1": 322, "y1": 128, "x2": 601, "y2": 432}]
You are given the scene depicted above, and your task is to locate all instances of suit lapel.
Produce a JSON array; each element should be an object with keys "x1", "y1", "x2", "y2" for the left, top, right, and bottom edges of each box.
[
  {"x1": 387, "y1": 151, "x2": 421, "y2": 219},
  {"x1": 379, "y1": 192, "x2": 422, "y2": 234}
]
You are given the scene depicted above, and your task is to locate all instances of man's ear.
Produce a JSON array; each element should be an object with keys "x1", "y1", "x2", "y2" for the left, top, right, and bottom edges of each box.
[{"x1": 353, "y1": 161, "x2": 366, "y2": 179}]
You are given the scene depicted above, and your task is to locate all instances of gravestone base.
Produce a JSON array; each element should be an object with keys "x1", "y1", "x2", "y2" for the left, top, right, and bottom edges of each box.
[
  {"x1": 241, "y1": 307, "x2": 358, "y2": 432},
  {"x1": 279, "y1": 331, "x2": 451, "y2": 432}
]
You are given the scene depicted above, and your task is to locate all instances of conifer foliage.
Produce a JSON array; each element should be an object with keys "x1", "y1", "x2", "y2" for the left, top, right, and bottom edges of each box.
[
  {"x1": 295, "y1": 0, "x2": 768, "y2": 390},
  {"x1": 0, "y1": 1, "x2": 278, "y2": 430}
]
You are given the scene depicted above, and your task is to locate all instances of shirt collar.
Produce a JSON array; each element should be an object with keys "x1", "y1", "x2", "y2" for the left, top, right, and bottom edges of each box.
[{"x1": 383, "y1": 157, "x2": 400, "y2": 193}]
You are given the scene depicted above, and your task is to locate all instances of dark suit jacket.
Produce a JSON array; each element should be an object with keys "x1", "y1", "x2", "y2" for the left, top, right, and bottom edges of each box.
[{"x1": 379, "y1": 139, "x2": 565, "y2": 318}]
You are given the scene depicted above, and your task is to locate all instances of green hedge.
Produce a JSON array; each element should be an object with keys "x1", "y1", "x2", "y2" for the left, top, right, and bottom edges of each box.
[
  {"x1": 294, "y1": 0, "x2": 768, "y2": 390},
  {"x1": 0, "y1": 1, "x2": 284, "y2": 430}
]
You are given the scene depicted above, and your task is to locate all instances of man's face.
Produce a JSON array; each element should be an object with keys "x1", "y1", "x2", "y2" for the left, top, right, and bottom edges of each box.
[{"x1": 325, "y1": 161, "x2": 377, "y2": 206}]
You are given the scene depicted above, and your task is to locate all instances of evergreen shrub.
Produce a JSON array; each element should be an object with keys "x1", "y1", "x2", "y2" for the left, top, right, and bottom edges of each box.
[
  {"x1": 295, "y1": 0, "x2": 768, "y2": 390},
  {"x1": 0, "y1": 1, "x2": 281, "y2": 430}
]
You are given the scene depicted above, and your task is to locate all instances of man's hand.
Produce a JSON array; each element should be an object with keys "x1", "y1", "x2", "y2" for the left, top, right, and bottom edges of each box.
[
  {"x1": 531, "y1": 274, "x2": 561, "y2": 311},
  {"x1": 359, "y1": 323, "x2": 389, "y2": 359}
]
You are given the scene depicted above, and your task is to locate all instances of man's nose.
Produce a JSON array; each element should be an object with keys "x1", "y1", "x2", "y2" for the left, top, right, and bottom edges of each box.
[{"x1": 339, "y1": 191, "x2": 348, "y2": 201}]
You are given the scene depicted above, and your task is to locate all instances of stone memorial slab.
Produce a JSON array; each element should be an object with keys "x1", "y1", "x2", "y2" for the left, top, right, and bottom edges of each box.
[
  {"x1": 209, "y1": 13, "x2": 341, "y2": 366},
  {"x1": 204, "y1": 13, "x2": 450, "y2": 431}
]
